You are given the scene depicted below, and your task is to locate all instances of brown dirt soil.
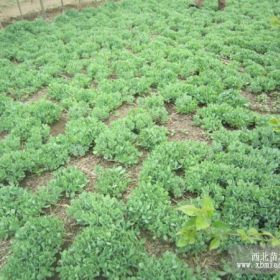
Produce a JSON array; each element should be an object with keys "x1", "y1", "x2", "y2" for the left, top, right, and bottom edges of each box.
[
  {"x1": 44, "y1": 197, "x2": 81, "y2": 280},
  {"x1": 142, "y1": 230, "x2": 174, "y2": 257},
  {"x1": 0, "y1": 0, "x2": 107, "y2": 26},
  {"x1": 69, "y1": 152, "x2": 116, "y2": 191},
  {"x1": 123, "y1": 150, "x2": 148, "y2": 202},
  {"x1": 21, "y1": 170, "x2": 53, "y2": 191},
  {"x1": 0, "y1": 240, "x2": 11, "y2": 269},
  {"x1": 50, "y1": 113, "x2": 67, "y2": 136},
  {"x1": 170, "y1": 191, "x2": 198, "y2": 206},
  {"x1": 142, "y1": 228, "x2": 223, "y2": 273},
  {"x1": 23, "y1": 87, "x2": 48, "y2": 103},
  {"x1": 44, "y1": 197, "x2": 80, "y2": 248},
  {"x1": 0, "y1": 131, "x2": 7, "y2": 140},
  {"x1": 166, "y1": 104, "x2": 209, "y2": 142},
  {"x1": 184, "y1": 250, "x2": 224, "y2": 271},
  {"x1": 242, "y1": 91, "x2": 280, "y2": 114},
  {"x1": 105, "y1": 102, "x2": 136, "y2": 125}
]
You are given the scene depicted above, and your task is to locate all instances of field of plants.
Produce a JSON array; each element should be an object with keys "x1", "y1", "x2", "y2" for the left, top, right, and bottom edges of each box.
[{"x1": 0, "y1": 0, "x2": 279, "y2": 279}]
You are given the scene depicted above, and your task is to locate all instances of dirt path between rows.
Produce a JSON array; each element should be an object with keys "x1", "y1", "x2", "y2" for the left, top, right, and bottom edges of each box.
[{"x1": 0, "y1": 0, "x2": 106, "y2": 26}]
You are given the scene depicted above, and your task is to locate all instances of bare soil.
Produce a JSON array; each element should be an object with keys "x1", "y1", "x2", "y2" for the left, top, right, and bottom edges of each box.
[
  {"x1": 105, "y1": 102, "x2": 136, "y2": 125},
  {"x1": 21, "y1": 170, "x2": 53, "y2": 191},
  {"x1": 50, "y1": 113, "x2": 67, "y2": 136},
  {"x1": 143, "y1": 230, "x2": 174, "y2": 257},
  {"x1": 44, "y1": 197, "x2": 82, "y2": 280},
  {"x1": 123, "y1": 150, "x2": 148, "y2": 202},
  {"x1": 44, "y1": 197, "x2": 80, "y2": 248},
  {"x1": 0, "y1": 0, "x2": 106, "y2": 26},
  {"x1": 184, "y1": 250, "x2": 224, "y2": 271},
  {"x1": 242, "y1": 91, "x2": 280, "y2": 114},
  {"x1": 23, "y1": 88, "x2": 47, "y2": 104},
  {"x1": 0, "y1": 240, "x2": 11, "y2": 269},
  {"x1": 69, "y1": 152, "x2": 117, "y2": 191},
  {"x1": 0, "y1": 131, "x2": 7, "y2": 140},
  {"x1": 166, "y1": 104, "x2": 209, "y2": 142}
]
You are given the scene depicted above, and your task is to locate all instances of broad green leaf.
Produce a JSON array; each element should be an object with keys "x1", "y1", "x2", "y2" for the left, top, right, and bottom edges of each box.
[
  {"x1": 271, "y1": 238, "x2": 280, "y2": 247},
  {"x1": 247, "y1": 228, "x2": 259, "y2": 237},
  {"x1": 269, "y1": 118, "x2": 279, "y2": 125},
  {"x1": 196, "y1": 215, "x2": 210, "y2": 230},
  {"x1": 185, "y1": 230, "x2": 197, "y2": 245},
  {"x1": 237, "y1": 229, "x2": 248, "y2": 241},
  {"x1": 261, "y1": 231, "x2": 273, "y2": 237},
  {"x1": 176, "y1": 237, "x2": 189, "y2": 248},
  {"x1": 177, "y1": 230, "x2": 196, "y2": 247},
  {"x1": 180, "y1": 218, "x2": 196, "y2": 232},
  {"x1": 178, "y1": 205, "x2": 200, "y2": 216},
  {"x1": 212, "y1": 220, "x2": 228, "y2": 230},
  {"x1": 209, "y1": 238, "x2": 220, "y2": 250},
  {"x1": 201, "y1": 196, "x2": 214, "y2": 211}
]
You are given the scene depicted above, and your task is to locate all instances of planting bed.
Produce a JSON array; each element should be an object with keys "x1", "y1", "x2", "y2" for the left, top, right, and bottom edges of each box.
[{"x1": 0, "y1": 0, "x2": 279, "y2": 279}]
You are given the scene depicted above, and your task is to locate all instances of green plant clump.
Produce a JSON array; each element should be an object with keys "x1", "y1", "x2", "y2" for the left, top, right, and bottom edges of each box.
[
  {"x1": 58, "y1": 227, "x2": 146, "y2": 280},
  {"x1": 35, "y1": 166, "x2": 88, "y2": 206},
  {"x1": 1, "y1": 216, "x2": 64, "y2": 280},
  {"x1": 175, "y1": 95, "x2": 198, "y2": 114},
  {"x1": 0, "y1": 167, "x2": 88, "y2": 240},
  {"x1": 127, "y1": 183, "x2": 183, "y2": 241},
  {"x1": 67, "y1": 192, "x2": 126, "y2": 228},
  {"x1": 136, "y1": 252, "x2": 195, "y2": 280},
  {"x1": 0, "y1": 0, "x2": 279, "y2": 277},
  {"x1": 0, "y1": 186, "x2": 40, "y2": 240},
  {"x1": 95, "y1": 165, "x2": 130, "y2": 198}
]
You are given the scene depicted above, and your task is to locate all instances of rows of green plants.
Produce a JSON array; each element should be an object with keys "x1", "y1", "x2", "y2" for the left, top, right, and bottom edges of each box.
[
  {"x1": 1, "y1": 216, "x2": 64, "y2": 280},
  {"x1": 58, "y1": 225, "x2": 195, "y2": 280},
  {"x1": 0, "y1": 94, "x2": 105, "y2": 183},
  {"x1": 94, "y1": 96, "x2": 168, "y2": 164},
  {"x1": 0, "y1": 1, "x2": 278, "y2": 98},
  {"x1": 0, "y1": 0, "x2": 279, "y2": 278},
  {"x1": 55, "y1": 122, "x2": 279, "y2": 278},
  {"x1": 57, "y1": 181, "x2": 196, "y2": 279},
  {"x1": 0, "y1": 0, "x2": 279, "y2": 184},
  {"x1": 0, "y1": 167, "x2": 88, "y2": 240},
  {"x1": 0, "y1": 94, "x2": 169, "y2": 184},
  {"x1": 136, "y1": 125, "x2": 280, "y2": 250}
]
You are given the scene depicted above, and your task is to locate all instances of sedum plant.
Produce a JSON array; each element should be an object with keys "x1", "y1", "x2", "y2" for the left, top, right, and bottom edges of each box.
[
  {"x1": 35, "y1": 166, "x2": 88, "y2": 209},
  {"x1": 1, "y1": 216, "x2": 64, "y2": 280},
  {"x1": 175, "y1": 95, "x2": 198, "y2": 114},
  {"x1": 94, "y1": 122, "x2": 140, "y2": 165},
  {"x1": 137, "y1": 125, "x2": 168, "y2": 149},
  {"x1": 67, "y1": 192, "x2": 126, "y2": 228},
  {"x1": 95, "y1": 165, "x2": 130, "y2": 198},
  {"x1": 137, "y1": 95, "x2": 168, "y2": 123},
  {"x1": 58, "y1": 227, "x2": 146, "y2": 280},
  {"x1": 0, "y1": 186, "x2": 41, "y2": 240},
  {"x1": 127, "y1": 183, "x2": 183, "y2": 241},
  {"x1": 136, "y1": 252, "x2": 195, "y2": 280},
  {"x1": 65, "y1": 116, "x2": 105, "y2": 157}
]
